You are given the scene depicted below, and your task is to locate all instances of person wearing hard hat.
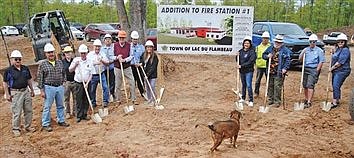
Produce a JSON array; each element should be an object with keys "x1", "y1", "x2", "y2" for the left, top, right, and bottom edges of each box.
[
  {"x1": 299, "y1": 34, "x2": 325, "y2": 108},
  {"x1": 87, "y1": 39, "x2": 110, "y2": 108},
  {"x1": 62, "y1": 46, "x2": 76, "y2": 119},
  {"x1": 235, "y1": 36, "x2": 256, "y2": 107},
  {"x1": 113, "y1": 30, "x2": 137, "y2": 105},
  {"x1": 69, "y1": 44, "x2": 95, "y2": 123},
  {"x1": 262, "y1": 34, "x2": 291, "y2": 107},
  {"x1": 101, "y1": 34, "x2": 116, "y2": 101},
  {"x1": 37, "y1": 43, "x2": 70, "y2": 132},
  {"x1": 2, "y1": 50, "x2": 36, "y2": 136},
  {"x1": 329, "y1": 33, "x2": 351, "y2": 109},
  {"x1": 254, "y1": 31, "x2": 271, "y2": 97},
  {"x1": 138, "y1": 40, "x2": 159, "y2": 104},
  {"x1": 130, "y1": 31, "x2": 147, "y2": 100}
]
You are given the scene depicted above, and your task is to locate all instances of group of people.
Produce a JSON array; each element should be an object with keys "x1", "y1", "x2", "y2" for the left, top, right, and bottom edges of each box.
[
  {"x1": 3, "y1": 30, "x2": 159, "y2": 136},
  {"x1": 236, "y1": 32, "x2": 351, "y2": 109}
]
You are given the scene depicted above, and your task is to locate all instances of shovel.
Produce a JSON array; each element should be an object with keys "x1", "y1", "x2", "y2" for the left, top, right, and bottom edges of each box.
[
  {"x1": 140, "y1": 66, "x2": 164, "y2": 110},
  {"x1": 259, "y1": 57, "x2": 272, "y2": 113},
  {"x1": 83, "y1": 81, "x2": 102, "y2": 123},
  {"x1": 294, "y1": 51, "x2": 306, "y2": 111},
  {"x1": 321, "y1": 59, "x2": 332, "y2": 112},
  {"x1": 234, "y1": 53, "x2": 244, "y2": 110},
  {"x1": 120, "y1": 62, "x2": 134, "y2": 114},
  {"x1": 98, "y1": 65, "x2": 108, "y2": 118},
  {"x1": 137, "y1": 65, "x2": 148, "y2": 101}
]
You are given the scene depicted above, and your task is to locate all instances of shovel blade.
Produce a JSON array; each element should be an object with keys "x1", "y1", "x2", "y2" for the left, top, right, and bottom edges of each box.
[
  {"x1": 128, "y1": 105, "x2": 135, "y2": 112},
  {"x1": 155, "y1": 105, "x2": 165, "y2": 110},
  {"x1": 259, "y1": 106, "x2": 269, "y2": 113},
  {"x1": 123, "y1": 106, "x2": 130, "y2": 114},
  {"x1": 98, "y1": 109, "x2": 105, "y2": 117},
  {"x1": 321, "y1": 102, "x2": 332, "y2": 112},
  {"x1": 259, "y1": 106, "x2": 264, "y2": 113},
  {"x1": 92, "y1": 113, "x2": 102, "y2": 123},
  {"x1": 235, "y1": 101, "x2": 244, "y2": 110},
  {"x1": 103, "y1": 108, "x2": 109, "y2": 117},
  {"x1": 294, "y1": 102, "x2": 304, "y2": 111}
]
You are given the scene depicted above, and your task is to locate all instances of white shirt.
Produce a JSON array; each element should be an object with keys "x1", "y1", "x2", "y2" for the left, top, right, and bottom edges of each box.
[
  {"x1": 69, "y1": 57, "x2": 95, "y2": 82},
  {"x1": 87, "y1": 51, "x2": 109, "y2": 74}
]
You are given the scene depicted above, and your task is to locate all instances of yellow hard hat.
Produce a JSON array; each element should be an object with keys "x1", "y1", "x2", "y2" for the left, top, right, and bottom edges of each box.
[{"x1": 63, "y1": 46, "x2": 73, "y2": 52}]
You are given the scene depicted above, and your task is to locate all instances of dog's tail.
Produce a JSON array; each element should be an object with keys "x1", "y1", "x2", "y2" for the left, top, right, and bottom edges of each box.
[
  {"x1": 195, "y1": 124, "x2": 209, "y2": 129},
  {"x1": 195, "y1": 123, "x2": 216, "y2": 132}
]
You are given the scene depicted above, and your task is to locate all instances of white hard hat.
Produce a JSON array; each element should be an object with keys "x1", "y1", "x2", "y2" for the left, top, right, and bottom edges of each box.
[
  {"x1": 78, "y1": 44, "x2": 88, "y2": 53},
  {"x1": 274, "y1": 34, "x2": 284, "y2": 43},
  {"x1": 337, "y1": 33, "x2": 348, "y2": 41},
  {"x1": 309, "y1": 34, "x2": 318, "y2": 41},
  {"x1": 261, "y1": 31, "x2": 270, "y2": 38},
  {"x1": 44, "y1": 43, "x2": 55, "y2": 52},
  {"x1": 10, "y1": 50, "x2": 23, "y2": 58},
  {"x1": 131, "y1": 31, "x2": 139, "y2": 39},
  {"x1": 93, "y1": 39, "x2": 102, "y2": 46},
  {"x1": 243, "y1": 35, "x2": 252, "y2": 41},
  {"x1": 145, "y1": 40, "x2": 154, "y2": 47},
  {"x1": 104, "y1": 34, "x2": 112, "y2": 39}
]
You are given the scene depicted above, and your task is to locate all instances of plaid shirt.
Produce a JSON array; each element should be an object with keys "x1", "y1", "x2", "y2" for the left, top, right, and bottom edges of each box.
[{"x1": 37, "y1": 59, "x2": 66, "y2": 89}]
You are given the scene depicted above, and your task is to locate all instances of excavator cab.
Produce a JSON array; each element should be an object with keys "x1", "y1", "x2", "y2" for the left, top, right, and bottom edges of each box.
[{"x1": 29, "y1": 10, "x2": 75, "y2": 61}]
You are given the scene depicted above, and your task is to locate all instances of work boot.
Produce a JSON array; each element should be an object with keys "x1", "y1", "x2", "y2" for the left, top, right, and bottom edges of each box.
[
  {"x1": 248, "y1": 102, "x2": 254, "y2": 107},
  {"x1": 43, "y1": 126, "x2": 53, "y2": 132},
  {"x1": 13, "y1": 130, "x2": 21, "y2": 137},
  {"x1": 58, "y1": 122, "x2": 70, "y2": 127},
  {"x1": 25, "y1": 127, "x2": 36, "y2": 133}
]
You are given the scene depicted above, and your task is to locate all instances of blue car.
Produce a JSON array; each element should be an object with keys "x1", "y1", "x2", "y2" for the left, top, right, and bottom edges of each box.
[{"x1": 252, "y1": 21, "x2": 324, "y2": 67}]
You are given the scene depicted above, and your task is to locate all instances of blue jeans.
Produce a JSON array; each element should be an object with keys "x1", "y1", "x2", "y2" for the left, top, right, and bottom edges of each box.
[
  {"x1": 89, "y1": 73, "x2": 109, "y2": 107},
  {"x1": 254, "y1": 68, "x2": 267, "y2": 95},
  {"x1": 332, "y1": 70, "x2": 350, "y2": 100},
  {"x1": 240, "y1": 72, "x2": 254, "y2": 102},
  {"x1": 145, "y1": 78, "x2": 157, "y2": 102},
  {"x1": 42, "y1": 85, "x2": 65, "y2": 127}
]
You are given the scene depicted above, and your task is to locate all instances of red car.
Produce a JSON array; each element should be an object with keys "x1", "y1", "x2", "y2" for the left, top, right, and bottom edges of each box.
[{"x1": 84, "y1": 23, "x2": 119, "y2": 42}]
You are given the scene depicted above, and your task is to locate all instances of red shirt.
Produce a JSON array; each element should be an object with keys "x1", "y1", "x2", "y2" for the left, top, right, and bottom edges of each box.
[{"x1": 114, "y1": 41, "x2": 131, "y2": 69}]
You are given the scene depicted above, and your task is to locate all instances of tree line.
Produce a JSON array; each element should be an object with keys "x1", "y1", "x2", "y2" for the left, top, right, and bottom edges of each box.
[{"x1": 0, "y1": 0, "x2": 353, "y2": 32}]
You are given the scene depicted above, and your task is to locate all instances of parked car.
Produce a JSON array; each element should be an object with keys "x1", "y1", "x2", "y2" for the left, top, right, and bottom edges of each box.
[
  {"x1": 84, "y1": 23, "x2": 119, "y2": 42},
  {"x1": 13, "y1": 23, "x2": 26, "y2": 35},
  {"x1": 252, "y1": 21, "x2": 324, "y2": 67},
  {"x1": 146, "y1": 28, "x2": 157, "y2": 50},
  {"x1": 1, "y1": 26, "x2": 19, "y2": 36},
  {"x1": 70, "y1": 26, "x2": 84, "y2": 40},
  {"x1": 109, "y1": 23, "x2": 121, "y2": 30},
  {"x1": 323, "y1": 32, "x2": 343, "y2": 45},
  {"x1": 70, "y1": 22, "x2": 85, "y2": 31}
]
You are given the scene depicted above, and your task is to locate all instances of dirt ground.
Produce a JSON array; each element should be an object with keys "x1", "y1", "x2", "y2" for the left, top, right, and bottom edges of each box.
[{"x1": 0, "y1": 36, "x2": 354, "y2": 158}]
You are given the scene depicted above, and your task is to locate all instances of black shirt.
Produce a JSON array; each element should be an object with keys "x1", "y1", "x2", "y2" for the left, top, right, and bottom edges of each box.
[
  {"x1": 62, "y1": 58, "x2": 75, "y2": 81},
  {"x1": 3, "y1": 65, "x2": 32, "y2": 89}
]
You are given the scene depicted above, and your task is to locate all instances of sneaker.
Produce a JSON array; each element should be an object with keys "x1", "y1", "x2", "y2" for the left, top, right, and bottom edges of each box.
[
  {"x1": 13, "y1": 130, "x2": 21, "y2": 137},
  {"x1": 304, "y1": 102, "x2": 312, "y2": 109},
  {"x1": 58, "y1": 122, "x2": 70, "y2": 127},
  {"x1": 103, "y1": 102, "x2": 108, "y2": 108},
  {"x1": 330, "y1": 103, "x2": 339, "y2": 109},
  {"x1": 248, "y1": 102, "x2": 254, "y2": 107},
  {"x1": 65, "y1": 113, "x2": 71, "y2": 119},
  {"x1": 76, "y1": 118, "x2": 81, "y2": 123},
  {"x1": 43, "y1": 126, "x2": 53, "y2": 132},
  {"x1": 25, "y1": 127, "x2": 36, "y2": 133},
  {"x1": 239, "y1": 99, "x2": 245, "y2": 103}
]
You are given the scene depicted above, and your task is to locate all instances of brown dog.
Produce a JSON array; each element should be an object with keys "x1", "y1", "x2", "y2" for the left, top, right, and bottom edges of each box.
[{"x1": 195, "y1": 110, "x2": 241, "y2": 152}]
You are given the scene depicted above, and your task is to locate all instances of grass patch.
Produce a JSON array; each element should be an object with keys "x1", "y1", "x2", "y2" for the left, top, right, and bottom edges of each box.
[{"x1": 158, "y1": 33, "x2": 217, "y2": 45}]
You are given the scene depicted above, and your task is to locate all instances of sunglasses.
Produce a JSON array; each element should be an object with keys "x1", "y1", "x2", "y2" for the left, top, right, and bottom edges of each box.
[
  {"x1": 14, "y1": 58, "x2": 22, "y2": 61},
  {"x1": 309, "y1": 41, "x2": 316, "y2": 43},
  {"x1": 46, "y1": 51, "x2": 54, "y2": 54},
  {"x1": 337, "y1": 41, "x2": 345, "y2": 44}
]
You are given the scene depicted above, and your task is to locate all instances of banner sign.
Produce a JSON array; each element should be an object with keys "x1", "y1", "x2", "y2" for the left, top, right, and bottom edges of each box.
[{"x1": 157, "y1": 5, "x2": 254, "y2": 55}]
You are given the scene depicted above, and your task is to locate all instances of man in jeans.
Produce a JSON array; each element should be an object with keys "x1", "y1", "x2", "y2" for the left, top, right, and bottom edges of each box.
[
  {"x1": 101, "y1": 34, "x2": 116, "y2": 101},
  {"x1": 113, "y1": 30, "x2": 137, "y2": 105},
  {"x1": 254, "y1": 31, "x2": 271, "y2": 97},
  {"x1": 262, "y1": 35, "x2": 291, "y2": 107},
  {"x1": 3, "y1": 50, "x2": 35, "y2": 136},
  {"x1": 62, "y1": 46, "x2": 76, "y2": 118},
  {"x1": 37, "y1": 43, "x2": 70, "y2": 132}
]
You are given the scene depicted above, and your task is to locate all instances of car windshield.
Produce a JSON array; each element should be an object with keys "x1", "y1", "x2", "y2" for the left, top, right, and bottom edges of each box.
[
  {"x1": 271, "y1": 24, "x2": 307, "y2": 36},
  {"x1": 97, "y1": 24, "x2": 115, "y2": 30},
  {"x1": 70, "y1": 27, "x2": 78, "y2": 31}
]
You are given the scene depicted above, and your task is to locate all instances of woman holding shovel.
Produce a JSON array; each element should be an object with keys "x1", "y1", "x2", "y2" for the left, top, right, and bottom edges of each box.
[
  {"x1": 235, "y1": 36, "x2": 256, "y2": 107},
  {"x1": 69, "y1": 44, "x2": 95, "y2": 123},
  {"x1": 329, "y1": 33, "x2": 351, "y2": 109},
  {"x1": 139, "y1": 40, "x2": 159, "y2": 105}
]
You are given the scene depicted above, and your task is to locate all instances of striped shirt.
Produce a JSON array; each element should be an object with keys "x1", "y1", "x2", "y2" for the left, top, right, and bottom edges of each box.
[{"x1": 37, "y1": 59, "x2": 66, "y2": 89}]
